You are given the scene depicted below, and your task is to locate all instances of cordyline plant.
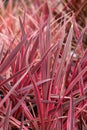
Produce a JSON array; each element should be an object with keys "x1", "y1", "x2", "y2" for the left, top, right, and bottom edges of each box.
[{"x1": 0, "y1": 0, "x2": 87, "y2": 130}]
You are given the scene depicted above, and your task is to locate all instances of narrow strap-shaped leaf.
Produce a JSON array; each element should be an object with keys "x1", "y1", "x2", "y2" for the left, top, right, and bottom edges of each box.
[
  {"x1": 65, "y1": 66, "x2": 87, "y2": 95},
  {"x1": 67, "y1": 93, "x2": 74, "y2": 130},
  {"x1": 0, "y1": 63, "x2": 33, "y2": 108},
  {"x1": 0, "y1": 44, "x2": 4, "y2": 63},
  {"x1": 29, "y1": 72, "x2": 45, "y2": 130},
  {"x1": 0, "y1": 31, "x2": 29, "y2": 74},
  {"x1": 3, "y1": 101, "x2": 11, "y2": 130}
]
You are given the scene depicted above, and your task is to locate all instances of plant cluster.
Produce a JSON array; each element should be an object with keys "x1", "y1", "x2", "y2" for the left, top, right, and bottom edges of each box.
[{"x1": 0, "y1": 0, "x2": 87, "y2": 130}]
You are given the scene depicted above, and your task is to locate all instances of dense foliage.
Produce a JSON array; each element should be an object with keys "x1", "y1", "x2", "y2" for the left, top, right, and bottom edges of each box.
[{"x1": 0, "y1": 0, "x2": 87, "y2": 129}]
